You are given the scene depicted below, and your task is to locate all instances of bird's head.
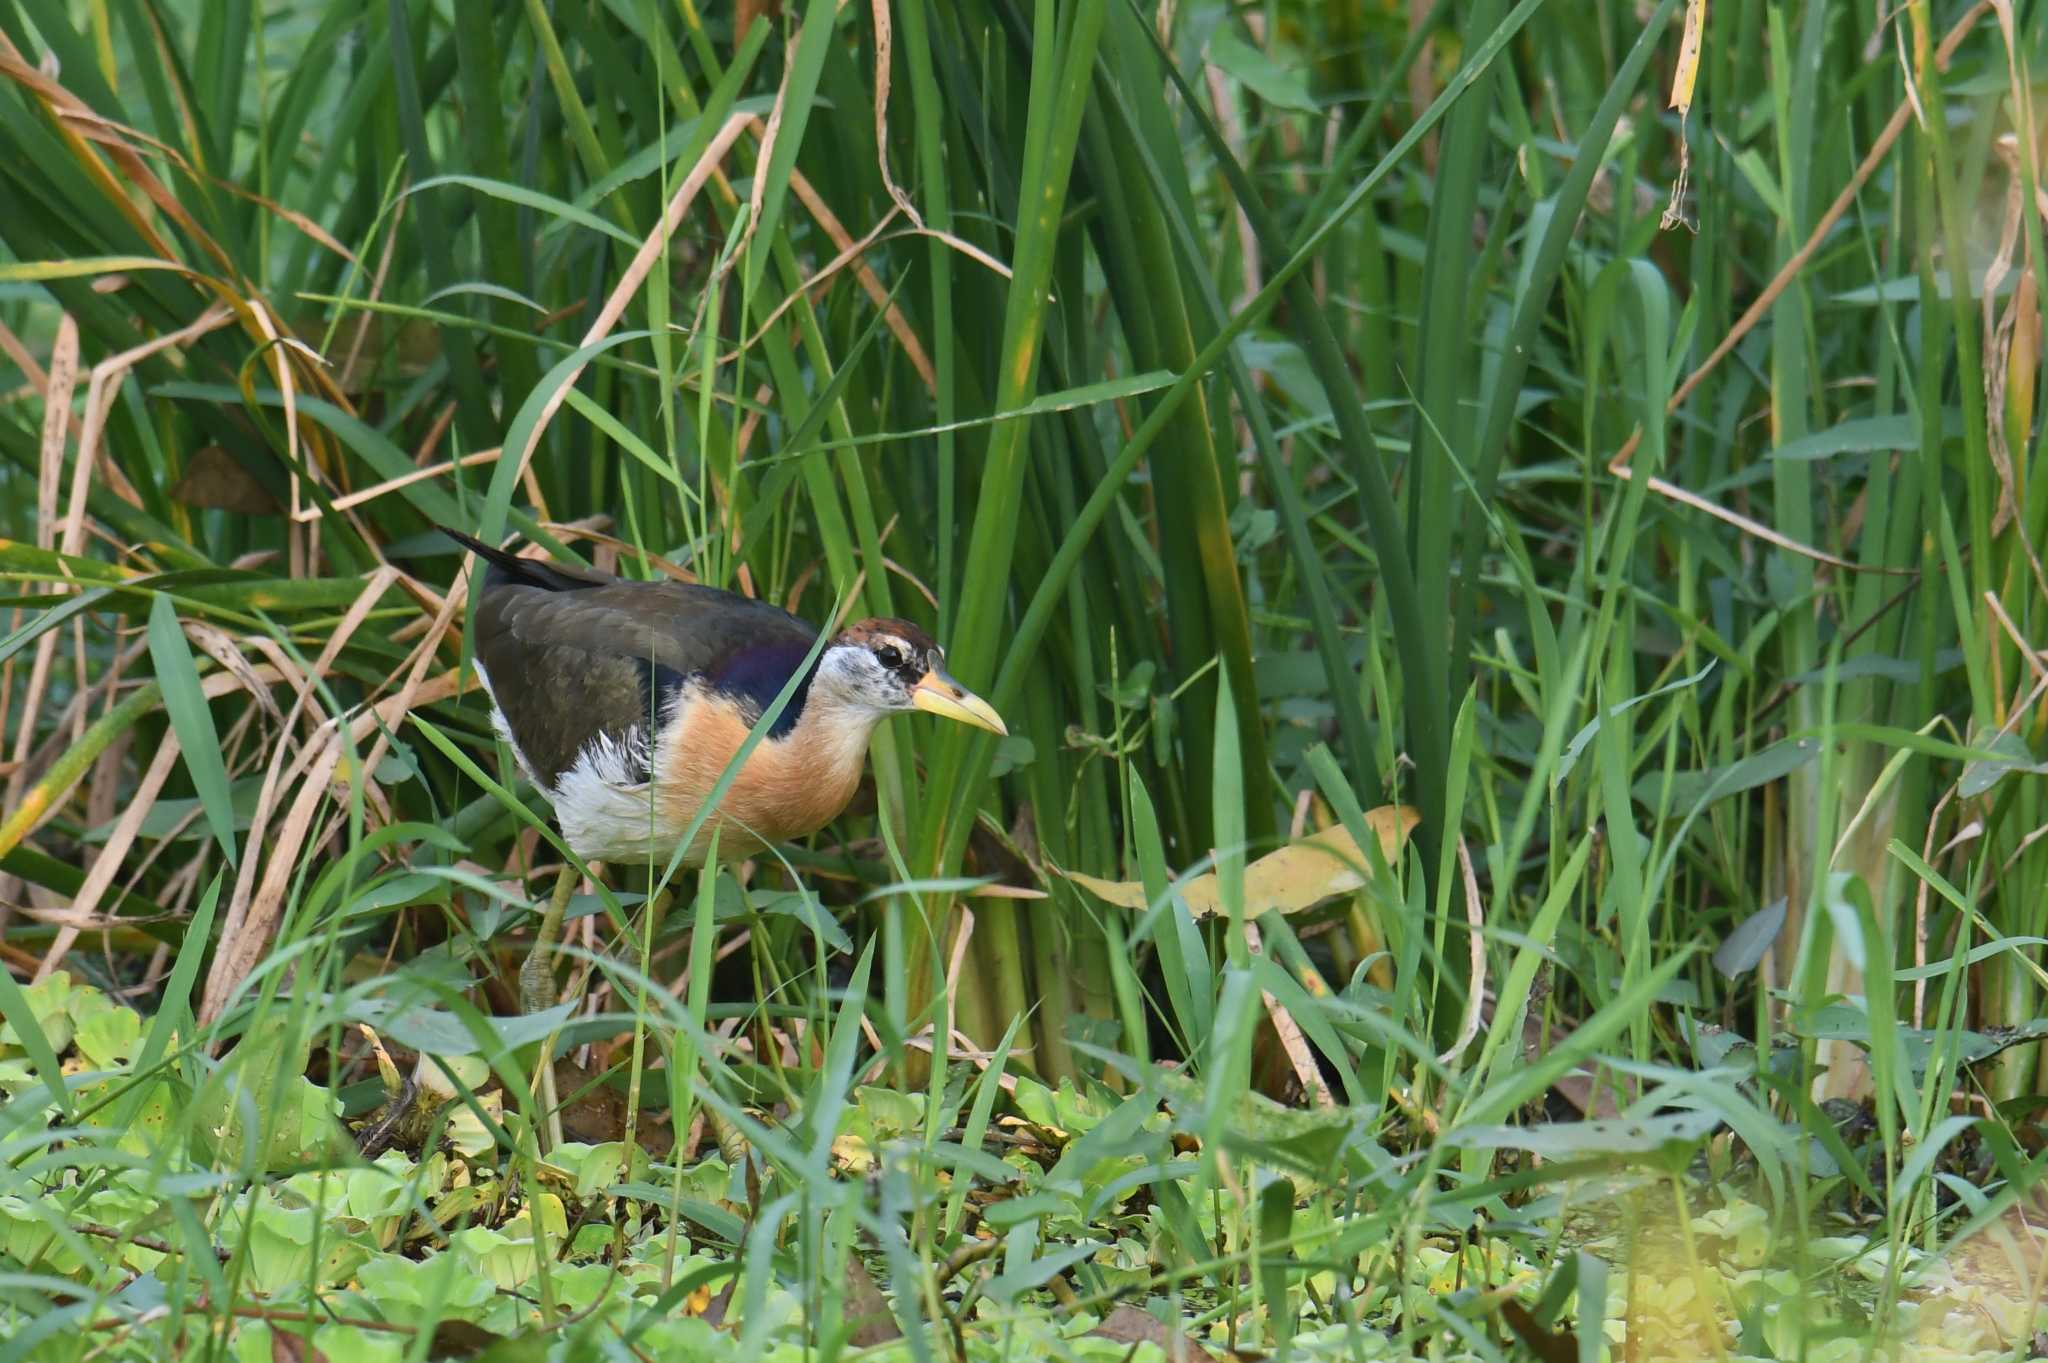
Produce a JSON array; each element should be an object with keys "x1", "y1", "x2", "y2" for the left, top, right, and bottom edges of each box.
[{"x1": 816, "y1": 618, "x2": 1007, "y2": 735}]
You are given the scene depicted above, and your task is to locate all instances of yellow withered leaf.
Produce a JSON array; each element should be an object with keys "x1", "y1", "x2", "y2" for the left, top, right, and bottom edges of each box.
[
  {"x1": 1668, "y1": 0, "x2": 1705, "y2": 115},
  {"x1": 1055, "y1": 805, "x2": 1419, "y2": 919},
  {"x1": 1662, "y1": 0, "x2": 1706, "y2": 231}
]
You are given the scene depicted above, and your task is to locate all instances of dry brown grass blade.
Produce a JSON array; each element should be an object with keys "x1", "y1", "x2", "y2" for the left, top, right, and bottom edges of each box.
[
  {"x1": 738, "y1": 115, "x2": 1012, "y2": 388},
  {"x1": 1435, "y1": 836, "x2": 1487, "y2": 1066},
  {"x1": 197, "y1": 671, "x2": 458, "y2": 1026},
  {"x1": 867, "y1": 0, "x2": 921, "y2": 230},
  {"x1": 197, "y1": 721, "x2": 346, "y2": 1023},
  {"x1": 281, "y1": 563, "x2": 406, "y2": 732},
  {"x1": 524, "y1": 94, "x2": 967, "y2": 501},
  {"x1": 324, "y1": 448, "x2": 501, "y2": 515},
  {"x1": 410, "y1": 403, "x2": 457, "y2": 469},
  {"x1": 535, "y1": 525, "x2": 696, "y2": 583},
  {"x1": 4, "y1": 30, "x2": 357, "y2": 522},
  {"x1": 1243, "y1": 919, "x2": 1334, "y2": 1108},
  {"x1": 737, "y1": 195, "x2": 935, "y2": 391},
  {"x1": 1633, "y1": 466, "x2": 1907, "y2": 574},
  {"x1": 12, "y1": 308, "x2": 233, "y2": 810},
  {"x1": 32, "y1": 309, "x2": 230, "y2": 780},
  {"x1": 1979, "y1": 135, "x2": 2033, "y2": 546},
  {"x1": 33, "y1": 737, "x2": 182, "y2": 982},
  {"x1": 1979, "y1": 0, "x2": 2048, "y2": 603},
  {"x1": 737, "y1": 30, "x2": 795, "y2": 272},
  {"x1": 501, "y1": 74, "x2": 976, "y2": 498},
  {"x1": 56, "y1": 104, "x2": 357, "y2": 265},
  {"x1": 62, "y1": 308, "x2": 236, "y2": 554},
  {"x1": 199, "y1": 568, "x2": 398, "y2": 1022},
  {"x1": 1, "y1": 34, "x2": 362, "y2": 516},
  {"x1": 732, "y1": 379, "x2": 777, "y2": 478},
  {"x1": 895, "y1": 224, "x2": 1014, "y2": 283},
  {"x1": 0, "y1": 36, "x2": 343, "y2": 356},
  {"x1": 231, "y1": 635, "x2": 320, "y2": 745},
  {"x1": 6, "y1": 318, "x2": 80, "y2": 819},
  {"x1": 205, "y1": 282, "x2": 358, "y2": 502},
  {"x1": 852, "y1": 903, "x2": 988, "y2": 1086},
  {"x1": 33, "y1": 317, "x2": 74, "y2": 550},
  {"x1": 182, "y1": 620, "x2": 285, "y2": 725},
  {"x1": 0, "y1": 319, "x2": 47, "y2": 394},
  {"x1": 0, "y1": 33, "x2": 185, "y2": 265},
  {"x1": 198, "y1": 567, "x2": 465, "y2": 1024}
]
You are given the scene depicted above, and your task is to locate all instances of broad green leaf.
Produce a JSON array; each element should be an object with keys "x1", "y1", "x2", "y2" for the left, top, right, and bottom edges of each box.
[
  {"x1": 148, "y1": 594, "x2": 238, "y2": 866},
  {"x1": 1633, "y1": 737, "x2": 1819, "y2": 811},
  {"x1": 0, "y1": 967, "x2": 72, "y2": 1119},
  {"x1": 408, "y1": 173, "x2": 640, "y2": 247},
  {"x1": 1446, "y1": 1108, "x2": 1722, "y2": 1157},
  {"x1": 1768, "y1": 414, "x2": 1920, "y2": 462},
  {"x1": 1207, "y1": 28, "x2": 1316, "y2": 112}
]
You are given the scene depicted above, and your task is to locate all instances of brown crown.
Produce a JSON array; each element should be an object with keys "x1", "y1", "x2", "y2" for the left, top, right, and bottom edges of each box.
[{"x1": 833, "y1": 617, "x2": 940, "y2": 658}]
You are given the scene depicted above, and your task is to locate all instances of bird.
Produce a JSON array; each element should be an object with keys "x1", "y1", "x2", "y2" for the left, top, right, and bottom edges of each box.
[{"x1": 439, "y1": 526, "x2": 1006, "y2": 1018}]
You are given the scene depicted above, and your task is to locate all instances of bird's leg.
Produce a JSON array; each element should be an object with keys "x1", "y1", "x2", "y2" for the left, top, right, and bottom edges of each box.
[
  {"x1": 521, "y1": 864, "x2": 579, "y2": 1153},
  {"x1": 520, "y1": 864, "x2": 579, "y2": 1017}
]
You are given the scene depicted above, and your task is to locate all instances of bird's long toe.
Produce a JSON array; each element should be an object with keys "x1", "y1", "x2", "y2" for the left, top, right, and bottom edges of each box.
[{"x1": 519, "y1": 864, "x2": 579, "y2": 1015}]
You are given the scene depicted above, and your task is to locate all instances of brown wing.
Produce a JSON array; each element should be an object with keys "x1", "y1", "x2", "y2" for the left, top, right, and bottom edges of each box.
[{"x1": 448, "y1": 530, "x2": 818, "y2": 787}]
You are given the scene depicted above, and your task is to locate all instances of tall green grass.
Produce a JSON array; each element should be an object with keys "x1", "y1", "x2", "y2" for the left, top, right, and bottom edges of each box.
[{"x1": 2, "y1": 0, "x2": 2047, "y2": 1358}]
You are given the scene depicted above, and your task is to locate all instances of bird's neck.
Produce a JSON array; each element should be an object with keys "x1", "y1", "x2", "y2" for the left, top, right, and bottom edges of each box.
[{"x1": 777, "y1": 690, "x2": 884, "y2": 778}]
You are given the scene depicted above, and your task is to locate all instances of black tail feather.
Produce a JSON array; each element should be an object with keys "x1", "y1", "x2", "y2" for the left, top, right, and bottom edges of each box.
[{"x1": 437, "y1": 525, "x2": 605, "y2": 593}]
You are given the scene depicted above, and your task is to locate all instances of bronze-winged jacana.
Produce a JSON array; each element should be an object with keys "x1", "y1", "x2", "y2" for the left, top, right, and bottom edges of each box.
[{"x1": 441, "y1": 527, "x2": 1006, "y2": 1016}]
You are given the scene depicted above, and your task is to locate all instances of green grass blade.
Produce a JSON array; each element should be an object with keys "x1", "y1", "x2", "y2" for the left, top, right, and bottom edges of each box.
[{"x1": 146, "y1": 594, "x2": 238, "y2": 866}]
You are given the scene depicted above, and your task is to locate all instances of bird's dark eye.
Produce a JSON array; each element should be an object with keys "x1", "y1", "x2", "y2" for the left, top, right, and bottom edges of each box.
[{"x1": 874, "y1": 643, "x2": 904, "y2": 670}]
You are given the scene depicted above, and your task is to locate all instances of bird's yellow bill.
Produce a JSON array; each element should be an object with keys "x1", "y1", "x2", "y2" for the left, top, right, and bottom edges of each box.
[{"x1": 911, "y1": 671, "x2": 1008, "y2": 735}]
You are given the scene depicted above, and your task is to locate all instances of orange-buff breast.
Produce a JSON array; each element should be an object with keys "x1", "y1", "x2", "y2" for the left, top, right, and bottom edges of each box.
[{"x1": 565, "y1": 689, "x2": 864, "y2": 869}]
